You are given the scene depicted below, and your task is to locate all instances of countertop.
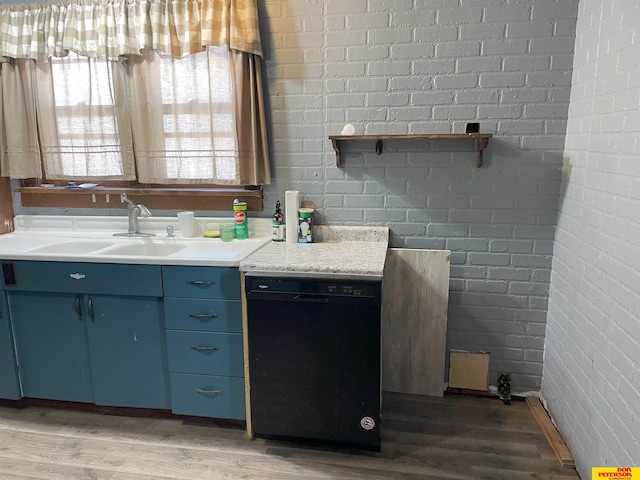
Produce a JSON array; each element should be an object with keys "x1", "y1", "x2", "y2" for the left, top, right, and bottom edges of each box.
[
  {"x1": 0, "y1": 215, "x2": 272, "y2": 267},
  {"x1": 239, "y1": 226, "x2": 389, "y2": 280}
]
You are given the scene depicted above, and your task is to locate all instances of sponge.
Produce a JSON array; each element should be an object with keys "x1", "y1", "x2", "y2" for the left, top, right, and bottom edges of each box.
[{"x1": 202, "y1": 230, "x2": 220, "y2": 238}]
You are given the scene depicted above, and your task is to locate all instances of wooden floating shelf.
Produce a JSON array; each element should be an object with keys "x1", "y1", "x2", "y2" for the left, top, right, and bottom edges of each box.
[{"x1": 328, "y1": 133, "x2": 492, "y2": 168}]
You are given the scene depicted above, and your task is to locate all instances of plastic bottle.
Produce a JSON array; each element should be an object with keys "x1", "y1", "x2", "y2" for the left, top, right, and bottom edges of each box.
[
  {"x1": 233, "y1": 199, "x2": 248, "y2": 239},
  {"x1": 272, "y1": 201, "x2": 284, "y2": 242}
]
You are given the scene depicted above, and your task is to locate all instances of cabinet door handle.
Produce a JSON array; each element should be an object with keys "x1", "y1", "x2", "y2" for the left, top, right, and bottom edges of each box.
[
  {"x1": 75, "y1": 295, "x2": 83, "y2": 321},
  {"x1": 188, "y1": 313, "x2": 218, "y2": 319},
  {"x1": 87, "y1": 295, "x2": 95, "y2": 322},
  {"x1": 186, "y1": 280, "x2": 217, "y2": 286},
  {"x1": 195, "y1": 388, "x2": 222, "y2": 396},
  {"x1": 190, "y1": 345, "x2": 219, "y2": 352}
]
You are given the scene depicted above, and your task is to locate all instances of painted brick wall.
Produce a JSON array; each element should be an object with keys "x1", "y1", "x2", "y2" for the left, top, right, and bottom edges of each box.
[
  {"x1": 543, "y1": 0, "x2": 640, "y2": 475},
  {"x1": 12, "y1": 0, "x2": 579, "y2": 393},
  {"x1": 258, "y1": 0, "x2": 578, "y2": 393}
]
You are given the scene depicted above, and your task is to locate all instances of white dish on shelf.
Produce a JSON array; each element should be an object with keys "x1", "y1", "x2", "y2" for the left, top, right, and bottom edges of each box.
[{"x1": 78, "y1": 183, "x2": 99, "y2": 189}]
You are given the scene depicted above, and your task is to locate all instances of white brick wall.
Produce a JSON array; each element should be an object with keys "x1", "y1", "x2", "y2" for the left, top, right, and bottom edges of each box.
[
  {"x1": 543, "y1": 0, "x2": 640, "y2": 476},
  {"x1": 258, "y1": 0, "x2": 578, "y2": 392}
]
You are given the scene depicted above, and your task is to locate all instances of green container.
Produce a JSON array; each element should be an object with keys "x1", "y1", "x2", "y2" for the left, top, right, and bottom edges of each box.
[
  {"x1": 298, "y1": 208, "x2": 314, "y2": 243},
  {"x1": 220, "y1": 223, "x2": 235, "y2": 242},
  {"x1": 233, "y1": 199, "x2": 248, "y2": 239}
]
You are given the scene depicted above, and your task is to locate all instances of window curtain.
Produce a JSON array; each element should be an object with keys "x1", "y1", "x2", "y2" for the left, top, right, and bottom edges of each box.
[
  {"x1": 0, "y1": 59, "x2": 42, "y2": 178},
  {"x1": 0, "y1": 0, "x2": 270, "y2": 186},
  {"x1": 35, "y1": 53, "x2": 137, "y2": 180}
]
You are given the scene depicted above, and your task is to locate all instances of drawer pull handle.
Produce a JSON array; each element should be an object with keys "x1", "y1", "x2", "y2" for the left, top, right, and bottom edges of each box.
[
  {"x1": 188, "y1": 313, "x2": 218, "y2": 319},
  {"x1": 190, "y1": 345, "x2": 220, "y2": 352},
  {"x1": 195, "y1": 388, "x2": 222, "y2": 396},
  {"x1": 75, "y1": 295, "x2": 83, "y2": 321},
  {"x1": 186, "y1": 280, "x2": 217, "y2": 286}
]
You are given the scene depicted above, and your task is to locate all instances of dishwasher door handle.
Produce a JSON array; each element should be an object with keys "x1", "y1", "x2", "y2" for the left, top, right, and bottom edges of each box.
[{"x1": 292, "y1": 294, "x2": 329, "y2": 303}]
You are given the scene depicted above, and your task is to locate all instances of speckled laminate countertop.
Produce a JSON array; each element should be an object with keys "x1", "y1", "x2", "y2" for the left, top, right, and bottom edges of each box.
[{"x1": 239, "y1": 226, "x2": 389, "y2": 279}]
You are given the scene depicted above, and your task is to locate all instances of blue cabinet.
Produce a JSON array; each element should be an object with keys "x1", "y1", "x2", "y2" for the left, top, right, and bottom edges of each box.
[
  {"x1": 86, "y1": 295, "x2": 169, "y2": 409},
  {"x1": 11, "y1": 292, "x2": 93, "y2": 402},
  {"x1": 6, "y1": 261, "x2": 169, "y2": 409},
  {"x1": 0, "y1": 291, "x2": 21, "y2": 400},
  {"x1": 1, "y1": 260, "x2": 244, "y2": 418},
  {"x1": 162, "y1": 266, "x2": 245, "y2": 420}
]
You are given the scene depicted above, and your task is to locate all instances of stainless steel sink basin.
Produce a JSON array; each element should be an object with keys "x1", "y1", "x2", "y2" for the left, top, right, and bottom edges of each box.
[
  {"x1": 102, "y1": 242, "x2": 187, "y2": 257},
  {"x1": 29, "y1": 241, "x2": 115, "y2": 254}
]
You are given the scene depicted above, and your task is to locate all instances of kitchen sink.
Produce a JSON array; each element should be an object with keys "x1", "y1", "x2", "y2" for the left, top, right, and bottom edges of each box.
[
  {"x1": 102, "y1": 242, "x2": 188, "y2": 257},
  {"x1": 29, "y1": 241, "x2": 115, "y2": 254}
]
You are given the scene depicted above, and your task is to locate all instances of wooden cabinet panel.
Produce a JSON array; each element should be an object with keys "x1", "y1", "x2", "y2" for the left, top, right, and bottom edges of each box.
[{"x1": 0, "y1": 178, "x2": 14, "y2": 235}]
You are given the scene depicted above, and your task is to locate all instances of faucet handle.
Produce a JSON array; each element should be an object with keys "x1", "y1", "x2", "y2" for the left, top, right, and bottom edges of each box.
[
  {"x1": 166, "y1": 226, "x2": 174, "y2": 237},
  {"x1": 121, "y1": 193, "x2": 135, "y2": 208}
]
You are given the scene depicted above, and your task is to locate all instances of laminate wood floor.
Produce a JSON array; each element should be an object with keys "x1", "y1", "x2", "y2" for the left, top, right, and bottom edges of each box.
[{"x1": 0, "y1": 393, "x2": 581, "y2": 479}]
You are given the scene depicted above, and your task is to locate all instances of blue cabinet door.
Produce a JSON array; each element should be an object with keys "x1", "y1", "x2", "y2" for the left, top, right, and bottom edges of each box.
[
  {"x1": 0, "y1": 291, "x2": 21, "y2": 400},
  {"x1": 11, "y1": 292, "x2": 93, "y2": 403},
  {"x1": 86, "y1": 295, "x2": 170, "y2": 409}
]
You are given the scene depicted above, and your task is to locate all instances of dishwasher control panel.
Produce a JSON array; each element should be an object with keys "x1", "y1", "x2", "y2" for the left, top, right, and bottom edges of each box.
[{"x1": 247, "y1": 277, "x2": 380, "y2": 298}]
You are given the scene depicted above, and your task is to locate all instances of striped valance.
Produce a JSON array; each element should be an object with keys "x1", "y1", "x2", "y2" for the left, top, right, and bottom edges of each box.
[{"x1": 0, "y1": 0, "x2": 262, "y2": 62}]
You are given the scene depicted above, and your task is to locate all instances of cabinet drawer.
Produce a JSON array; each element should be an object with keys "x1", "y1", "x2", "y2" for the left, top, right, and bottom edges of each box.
[
  {"x1": 162, "y1": 266, "x2": 240, "y2": 300},
  {"x1": 164, "y1": 298, "x2": 242, "y2": 333},
  {"x1": 169, "y1": 373, "x2": 245, "y2": 420},
  {"x1": 166, "y1": 331, "x2": 244, "y2": 377},
  {"x1": 2, "y1": 261, "x2": 162, "y2": 296}
]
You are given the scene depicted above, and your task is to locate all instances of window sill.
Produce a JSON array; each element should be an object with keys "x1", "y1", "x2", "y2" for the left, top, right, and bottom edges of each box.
[{"x1": 15, "y1": 186, "x2": 263, "y2": 211}]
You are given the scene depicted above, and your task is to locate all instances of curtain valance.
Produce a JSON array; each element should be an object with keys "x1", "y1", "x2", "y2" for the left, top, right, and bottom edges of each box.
[{"x1": 0, "y1": 0, "x2": 262, "y2": 62}]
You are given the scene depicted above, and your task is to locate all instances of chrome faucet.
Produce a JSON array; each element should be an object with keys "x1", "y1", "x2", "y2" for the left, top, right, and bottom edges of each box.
[{"x1": 113, "y1": 193, "x2": 155, "y2": 237}]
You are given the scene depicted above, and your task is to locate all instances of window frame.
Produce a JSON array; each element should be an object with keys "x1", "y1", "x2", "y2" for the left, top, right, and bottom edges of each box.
[{"x1": 16, "y1": 47, "x2": 265, "y2": 211}]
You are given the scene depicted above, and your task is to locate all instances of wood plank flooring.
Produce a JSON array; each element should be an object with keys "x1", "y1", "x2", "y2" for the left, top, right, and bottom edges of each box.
[{"x1": 0, "y1": 393, "x2": 580, "y2": 479}]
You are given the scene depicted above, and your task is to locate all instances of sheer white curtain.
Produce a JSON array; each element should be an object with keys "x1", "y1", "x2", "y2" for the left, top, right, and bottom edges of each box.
[
  {"x1": 35, "y1": 52, "x2": 136, "y2": 181},
  {"x1": 127, "y1": 47, "x2": 242, "y2": 185}
]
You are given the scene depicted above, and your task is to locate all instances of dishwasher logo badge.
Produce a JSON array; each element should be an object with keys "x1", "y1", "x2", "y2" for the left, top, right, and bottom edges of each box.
[
  {"x1": 360, "y1": 417, "x2": 375, "y2": 431},
  {"x1": 258, "y1": 284, "x2": 269, "y2": 290}
]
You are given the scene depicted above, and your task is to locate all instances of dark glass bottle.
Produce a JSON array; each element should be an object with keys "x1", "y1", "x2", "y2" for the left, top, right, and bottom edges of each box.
[{"x1": 272, "y1": 201, "x2": 284, "y2": 242}]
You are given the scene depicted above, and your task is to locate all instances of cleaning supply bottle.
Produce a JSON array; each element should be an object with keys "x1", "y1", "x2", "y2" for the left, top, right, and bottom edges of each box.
[
  {"x1": 272, "y1": 201, "x2": 284, "y2": 242},
  {"x1": 233, "y1": 199, "x2": 248, "y2": 239}
]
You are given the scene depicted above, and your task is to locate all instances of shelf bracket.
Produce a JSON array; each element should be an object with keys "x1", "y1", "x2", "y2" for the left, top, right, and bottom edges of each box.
[
  {"x1": 476, "y1": 137, "x2": 489, "y2": 168},
  {"x1": 330, "y1": 137, "x2": 342, "y2": 167}
]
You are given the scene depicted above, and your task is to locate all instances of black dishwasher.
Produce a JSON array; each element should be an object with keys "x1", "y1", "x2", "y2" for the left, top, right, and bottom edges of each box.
[{"x1": 246, "y1": 275, "x2": 382, "y2": 451}]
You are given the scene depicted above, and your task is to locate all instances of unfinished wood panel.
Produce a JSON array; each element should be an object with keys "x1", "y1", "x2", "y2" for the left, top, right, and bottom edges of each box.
[
  {"x1": 241, "y1": 271, "x2": 253, "y2": 439},
  {"x1": 381, "y1": 248, "x2": 450, "y2": 397},
  {"x1": 526, "y1": 397, "x2": 575, "y2": 468},
  {"x1": 0, "y1": 178, "x2": 14, "y2": 234}
]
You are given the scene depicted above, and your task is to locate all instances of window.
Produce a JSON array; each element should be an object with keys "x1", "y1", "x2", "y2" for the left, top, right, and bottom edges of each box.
[
  {"x1": 38, "y1": 47, "x2": 243, "y2": 186},
  {"x1": 44, "y1": 52, "x2": 130, "y2": 179}
]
